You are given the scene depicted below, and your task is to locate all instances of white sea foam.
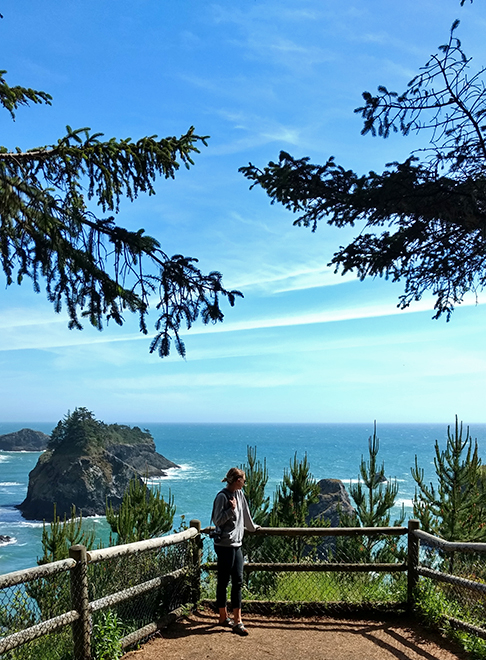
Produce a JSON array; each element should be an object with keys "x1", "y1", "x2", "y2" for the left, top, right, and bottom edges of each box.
[
  {"x1": 0, "y1": 455, "x2": 9, "y2": 463},
  {"x1": 1, "y1": 450, "x2": 44, "y2": 454},
  {"x1": 0, "y1": 535, "x2": 17, "y2": 546},
  {"x1": 0, "y1": 482, "x2": 22, "y2": 486},
  {"x1": 81, "y1": 515, "x2": 104, "y2": 523},
  {"x1": 145, "y1": 464, "x2": 195, "y2": 484}
]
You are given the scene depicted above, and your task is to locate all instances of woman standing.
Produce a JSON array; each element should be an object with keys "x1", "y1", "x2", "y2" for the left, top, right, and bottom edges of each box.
[{"x1": 211, "y1": 467, "x2": 259, "y2": 636}]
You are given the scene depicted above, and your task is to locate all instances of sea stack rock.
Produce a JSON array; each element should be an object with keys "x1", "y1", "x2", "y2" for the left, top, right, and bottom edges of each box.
[
  {"x1": 0, "y1": 428, "x2": 50, "y2": 451},
  {"x1": 18, "y1": 409, "x2": 179, "y2": 521},
  {"x1": 307, "y1": 478, "x2": 355, "y2": 526},
  {"x1": 306, "y1": 479, "x2": 356, "y2": 559}
]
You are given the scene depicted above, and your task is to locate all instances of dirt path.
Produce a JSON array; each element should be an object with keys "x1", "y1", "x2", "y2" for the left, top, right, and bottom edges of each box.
[{"x1": 123, "y1": 609, "x2": 470, "y2": 660}]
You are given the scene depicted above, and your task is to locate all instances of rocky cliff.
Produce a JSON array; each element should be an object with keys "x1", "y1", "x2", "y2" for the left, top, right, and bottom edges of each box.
[
  {"x1": 0, "y1": 428, "x2": 50, "y2": 451},
  {"x1": 19, "y1": 449, "x2": 140, "y2": 520},
  {"x1": 18, "y1": 413, "x2": 179, "y2": 521},
  {"x1": 306, "y1": 478, "x2": 356, "y2": 559},
  {"x1": 104, "y1": 438, "x2": 178, "y2": 477},
  {"x1": 307, "y1": 478, "x2": 355, "y2": 526}
]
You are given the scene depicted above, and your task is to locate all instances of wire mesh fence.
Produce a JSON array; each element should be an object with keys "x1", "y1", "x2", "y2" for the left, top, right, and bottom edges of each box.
[
  {"x1": 415, "y1": 532, "x2": 486, "y2": 646},
  {"x1": 0, "y1": 527, "x2": 200, "y2": 660},
  {"x1": 4, "y1": 523, "x2": 486, "y2": 659},
  {"x1": 0, "y1": 561, "x2": 76, "y2": 660},
  {"x1": 88, "y1": 536, "x2": 197, "y2": 644},
  {"x1": 200, "y1": 526, "x2": 409, "y2": 615}
]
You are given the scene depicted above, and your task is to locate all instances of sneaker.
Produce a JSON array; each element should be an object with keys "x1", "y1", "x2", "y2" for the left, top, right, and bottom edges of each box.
[{"x1": 232, "y1": 623, "x2": 249, "y2": 636}]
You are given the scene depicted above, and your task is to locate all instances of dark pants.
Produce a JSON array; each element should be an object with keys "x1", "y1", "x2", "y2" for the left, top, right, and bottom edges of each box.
[{"x1": 214, "y1": 545, "x2": 244, "y2": 610}]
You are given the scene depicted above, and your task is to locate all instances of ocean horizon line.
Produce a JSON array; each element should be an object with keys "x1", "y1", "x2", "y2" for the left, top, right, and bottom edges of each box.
[{"x1": 3, "y1": 420, "x2": 486, "y2": 427}]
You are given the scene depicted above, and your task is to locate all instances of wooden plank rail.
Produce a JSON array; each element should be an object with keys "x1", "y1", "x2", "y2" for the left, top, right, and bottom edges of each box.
[
  {"x1": 0, "y1": 558, "x2": 76, "y2": 589},
  {"x1": 120, "y1": 605, "x2": 190, "y2": 649},
  {"x1": 203, "y1": 561, "x2": 407, "y2": 573},
  {"x1": 445, "y1": 616, "x2": 486, "y2": 640},
  {"x1": 413, "y1": 529, "x2": 486, "y2": 554},
  {"x1": 87, "y1": 527, "x2": 197, "y2": 563},
  {"x1": 0, "y1": 610, "x2": 79, "y2": 655},
  {"x1": 0, "y1": 526, "x2": 199, "y2": 660},
  {"x1": 89, "y1": 568, "x2": 187, "y2": 612},
  {"x1": 418, "y1": 567, "x2": 486, "y2": 595},
  {"x1": 203, "y1": 526, "x2": 408, "y2": 537}
]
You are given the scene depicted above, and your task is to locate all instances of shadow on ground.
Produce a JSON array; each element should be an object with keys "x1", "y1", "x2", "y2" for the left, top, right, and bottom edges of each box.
[{"x1": 123, "y1": 608, "x2": 470, "y2": 660}]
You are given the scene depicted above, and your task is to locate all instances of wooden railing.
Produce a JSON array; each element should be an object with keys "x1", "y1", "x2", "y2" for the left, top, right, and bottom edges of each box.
[
  {"x1": 0, "y1": 522, "x2": 200, "y2": 660},
  {"x1": 0, "y1": 558, "x2": 79, "y2": 654},
  {"x1": 202, "y1": 524, "x2": 409, "y2": 574},
  {"x1": 413, "y1": 528, "x2": 486, "y2": 641},
  {"x1": 2, "y1": 519, "x2": 486, "y2": 658}
]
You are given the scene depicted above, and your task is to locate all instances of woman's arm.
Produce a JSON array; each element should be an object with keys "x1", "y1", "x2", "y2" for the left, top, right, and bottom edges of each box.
[
  {"x1": 212, "y1": 492, "x2": 235, "y2": 527},
  {"x1": 240, "y1": 493, "x2": 260, "y2": 532}
]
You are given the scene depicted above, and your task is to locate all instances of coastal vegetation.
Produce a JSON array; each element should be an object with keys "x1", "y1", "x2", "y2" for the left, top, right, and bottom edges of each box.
[
  {"x1": 334, "y1": 424, "x2": 405, "y2": 567},
  {"x1": 48, "y1": 408, "x2": 155, "y2": 453},
  {"x1": 240, "y1": 418, "x2": 486, "y2": 550},
  {"x1": 412, "y1": 416, "x2": 486, "y2": 542},
  {"x1": 3, "y1": 417, "x2": 486, "y2": 659},
  {"x1": 106, "y1": 476, "x2": 176, "y2": 545},
  {"x1": 238, "y1": 425, "x2": 407, "y2": 602}
]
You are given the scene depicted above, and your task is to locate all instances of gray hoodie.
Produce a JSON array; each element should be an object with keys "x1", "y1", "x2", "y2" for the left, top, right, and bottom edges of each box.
[{"x1": 211, "y1": 488, "x2": 259, "y2": 547}]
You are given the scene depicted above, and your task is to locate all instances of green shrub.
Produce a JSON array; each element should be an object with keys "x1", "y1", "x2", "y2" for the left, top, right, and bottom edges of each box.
[{"x1": 92, "y1": 611, "x2": 124, "y2": 660}]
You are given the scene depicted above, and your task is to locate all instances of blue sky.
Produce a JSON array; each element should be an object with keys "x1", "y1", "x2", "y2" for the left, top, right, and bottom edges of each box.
[{"x1": 1, "y1": 0, "x2": 486, "y2": 424}]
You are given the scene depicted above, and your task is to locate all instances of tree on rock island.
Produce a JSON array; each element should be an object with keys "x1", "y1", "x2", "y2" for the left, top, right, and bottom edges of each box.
[
  {"x1": 240, "y1": 17, "x2": 486, "y2": 321},
  {"x1": 49, "y1": 407, "x2": 105, "y2": 451},
  {"x1": 0, "y1": 70, "x2": 241, "y2": 358}
]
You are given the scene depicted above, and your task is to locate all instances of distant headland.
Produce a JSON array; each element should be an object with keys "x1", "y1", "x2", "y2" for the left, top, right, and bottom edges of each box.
[{"x1": 0, "y1": 428, "x2": 50, "y2": 451}]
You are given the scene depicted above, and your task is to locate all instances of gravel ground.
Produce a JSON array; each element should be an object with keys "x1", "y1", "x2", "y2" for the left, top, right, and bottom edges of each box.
[{"x1": 122, "y1": 608, "x2": 471, "y2": 660}]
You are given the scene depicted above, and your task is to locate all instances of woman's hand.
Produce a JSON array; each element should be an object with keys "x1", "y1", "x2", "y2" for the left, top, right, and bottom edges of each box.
[{"x1": 229, "y1": 497, "x2": 237, "y2": 510}]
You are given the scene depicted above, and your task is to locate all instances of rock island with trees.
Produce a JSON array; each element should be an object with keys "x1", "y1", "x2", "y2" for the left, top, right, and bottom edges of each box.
[{"x1": 18, "y1": 408, "x2": 179, "y2": 521}]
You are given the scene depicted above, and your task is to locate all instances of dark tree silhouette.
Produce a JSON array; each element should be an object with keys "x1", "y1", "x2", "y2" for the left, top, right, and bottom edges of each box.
[
  {"x1": 0, "y1": 70, "x2": 241, "y2": 358},
  {"x1": 241, "y1": 21, "x2": 486, "y2": 320}
]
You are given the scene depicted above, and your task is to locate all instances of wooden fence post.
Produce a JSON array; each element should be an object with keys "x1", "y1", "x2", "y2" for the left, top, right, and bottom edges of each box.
[
  {"x1": 408, "y1": 519, "x2": 420, "y2": 612},
  {"x1": 189, "y1": 520, "x2": 202, "y2": 605},
  {"x1": 69, "y1": 544, "x2": 91, "y2": 660}
]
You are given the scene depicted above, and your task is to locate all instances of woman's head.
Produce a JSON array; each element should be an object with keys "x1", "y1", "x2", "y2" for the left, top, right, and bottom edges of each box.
[{"x1": 222, "y1": 467, "x2": 245, "y2": 486}]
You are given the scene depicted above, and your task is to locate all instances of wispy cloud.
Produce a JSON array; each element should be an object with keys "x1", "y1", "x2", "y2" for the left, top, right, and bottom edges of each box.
[
  {"x1": 208, "y1": 108, "x2": 302, "y2": 155},
  {"x1": 1, "y1": 295, "x2": 482, "y2": 355},
  {"x1": 210, "y1": 3, "x2": 337, "y2": 75},
  {"x1": 233, "y1": 264, "x2": 356, "y2": 293},
  {"x1": 95, "y1": 371, "x2": 296, "y2": 391},
  {"x1": 185, "y1": 299, "x2": 437, "y2": 337},
  {"x1": 0, "y1": 308, "x2": 68, "y2": 330}
]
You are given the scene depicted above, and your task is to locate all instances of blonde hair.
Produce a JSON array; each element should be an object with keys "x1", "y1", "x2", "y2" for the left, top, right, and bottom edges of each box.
[{"x1": 222, "y1": 467, "x2": 245, "y2": 485}]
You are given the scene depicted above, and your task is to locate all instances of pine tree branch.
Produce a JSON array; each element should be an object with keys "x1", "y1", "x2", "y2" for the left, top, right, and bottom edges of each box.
[
  {"x1": 0, "y1": 71, "x2": 242, "y2": 357},
  {"x1": 240, "y1": 22, "x2": 486, "y2": 320}
]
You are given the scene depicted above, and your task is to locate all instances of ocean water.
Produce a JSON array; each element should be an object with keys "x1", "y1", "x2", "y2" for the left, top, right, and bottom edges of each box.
[{"x1": 2, "y1": 421, "x2": 486, "y2": 576}]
